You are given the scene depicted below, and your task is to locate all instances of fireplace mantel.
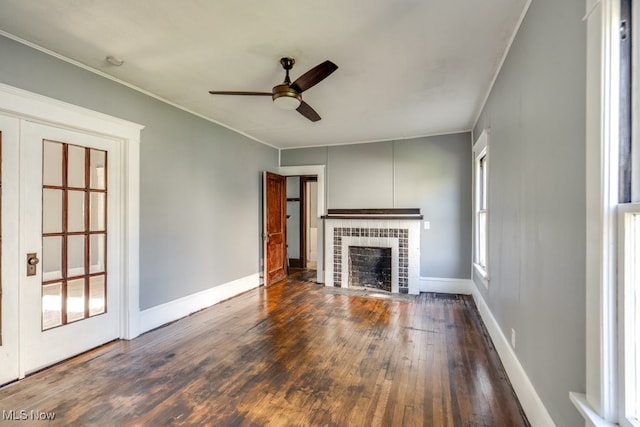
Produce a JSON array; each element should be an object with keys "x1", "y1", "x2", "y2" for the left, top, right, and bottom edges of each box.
[
  {"x1": 323, "y1": 209, "x2": 421, "y2": 295},
  {"x1": 322, "y1": 208, "x2": 423, "y2": 220}
]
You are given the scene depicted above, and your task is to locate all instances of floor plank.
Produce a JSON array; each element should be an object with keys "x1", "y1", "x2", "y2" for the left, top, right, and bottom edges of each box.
[{"x1": 0, "y1": 271, "x2": 529, "y2": 426}]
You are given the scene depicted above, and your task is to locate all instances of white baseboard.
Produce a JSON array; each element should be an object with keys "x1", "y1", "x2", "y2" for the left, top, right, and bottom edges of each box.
[
  {"x1": 471, "y1": 286, "x2": 556, "y2": 427},
  {"x1": 138, "y1": 273, "x2": 260, "y2": 334},
  {"x1": 419, "y1": 277, "x2": 474, "y2": 294}
]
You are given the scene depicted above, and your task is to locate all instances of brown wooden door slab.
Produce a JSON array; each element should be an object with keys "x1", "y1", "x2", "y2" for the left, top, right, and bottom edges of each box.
[{"x1": 264, "y1": 172, "x2": 287, "y2": 285}]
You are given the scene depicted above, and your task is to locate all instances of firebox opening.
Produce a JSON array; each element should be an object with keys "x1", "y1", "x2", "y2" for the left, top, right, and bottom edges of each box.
[{"x1": 348, "y1": 246, "x2": 392, "y2": 292}]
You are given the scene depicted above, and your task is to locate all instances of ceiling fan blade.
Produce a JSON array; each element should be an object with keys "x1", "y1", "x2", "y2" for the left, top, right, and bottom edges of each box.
[
  {"x1": 290, "y1": 60, "x2": 338, "y2": 93},
  {"x1": 296, "y1": 101, "x2": 321, "y2": 122},
  {"x1": 208, "y1": 91, "x2": 272, "y2": 96}
]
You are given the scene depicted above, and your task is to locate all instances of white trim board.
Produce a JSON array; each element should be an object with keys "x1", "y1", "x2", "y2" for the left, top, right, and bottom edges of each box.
[
  {"x1": 419, "y1": 277, "x2": 474, "y2": 294},
  {"x1": 138, "y1": 274, "x2": 260, "y2": 334},
  {"x1": 0, "y1": 83, "x2": 143, "y2": 138},
  {"x1": 471, "y1": 285, "x2": 556, "y2": 426}
]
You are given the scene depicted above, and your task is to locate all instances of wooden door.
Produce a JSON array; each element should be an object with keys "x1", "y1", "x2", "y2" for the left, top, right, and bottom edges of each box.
[{"x1": 264, "y1": 172, "x2": 287, "y2": 285}]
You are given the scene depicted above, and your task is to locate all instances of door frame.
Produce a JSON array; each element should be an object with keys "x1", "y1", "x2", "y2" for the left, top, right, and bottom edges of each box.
[
  {"x1": 0, "y1": 83, "x2": 144, "y2": 344},
  {"x1": 279, "y1": 165, "x2": 326, "y2": 283},
  {"x1": 300, "y1": 176, "x2": 318, "y2": 269},
  {"x1": 0, "y1": 114, "x2": 20, "y2": 385},
  {"x1": 284, "y1": 175, "x2": 316, "y2": 270}
]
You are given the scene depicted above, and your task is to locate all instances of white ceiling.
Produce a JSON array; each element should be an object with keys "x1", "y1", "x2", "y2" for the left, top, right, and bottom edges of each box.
[{"x1": 0, "y1": 0, "x2": 528, "y2": 149}]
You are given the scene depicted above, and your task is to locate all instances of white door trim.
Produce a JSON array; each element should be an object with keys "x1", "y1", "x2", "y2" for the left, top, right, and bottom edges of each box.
[
  {"x1": 278, "y1": 165, "x2": 326, "y2": 283},
  {"x1": 0, "y1": 83, "x2": 144, "y2": 340},
  {"x1": 0, "y1": 114, "x2": 21, "y2": 384}
]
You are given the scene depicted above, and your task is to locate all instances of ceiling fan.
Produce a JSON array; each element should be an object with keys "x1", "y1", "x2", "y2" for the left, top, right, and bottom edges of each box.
[{"x1": 208, "y1": 57, "x2": 338, "y2": 122}]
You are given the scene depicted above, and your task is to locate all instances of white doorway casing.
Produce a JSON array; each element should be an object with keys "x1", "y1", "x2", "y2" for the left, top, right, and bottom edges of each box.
[
  {"x1": 279, "y1": 165, "x2": 325, "y2": 283},
  {"x1": 0, "y1": 114, "x2": 20, "y2": 385},
  {"x1": 306, "y1": 180, "x2": 318, "y2": 268}
]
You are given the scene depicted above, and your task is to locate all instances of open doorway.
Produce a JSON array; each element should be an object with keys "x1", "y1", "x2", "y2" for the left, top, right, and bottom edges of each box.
[
  {"x1": 278, "y1": 165, "x2": 325, "y2": 284},
  {"x1": 286, "y1": 175, "x2": 318, "y2": 271}
]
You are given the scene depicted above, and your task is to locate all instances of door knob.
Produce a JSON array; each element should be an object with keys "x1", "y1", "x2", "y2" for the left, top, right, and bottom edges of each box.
[{"x1": 27, "y1": 253, "x2": 39, "y2": 276}]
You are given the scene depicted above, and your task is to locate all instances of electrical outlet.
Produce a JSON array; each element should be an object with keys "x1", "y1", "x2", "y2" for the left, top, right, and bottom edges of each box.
[{"x1": 511, "y1": 328, "x2": 516, "y2": 349}]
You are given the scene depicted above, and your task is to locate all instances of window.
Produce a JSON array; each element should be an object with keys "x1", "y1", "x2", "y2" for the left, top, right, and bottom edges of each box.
[
  {"x1": 478, "y1": 154, "x2": 488, "y2": 268},
  {"x1": 619, "y1": 204, "x2": 640, "y2": 427},
  {"x1": 576, "y1": 0, "x2": 640, "y2": 424},
  {"x1": 473, "y1": 129, "x2": 489, "y2": 286}
]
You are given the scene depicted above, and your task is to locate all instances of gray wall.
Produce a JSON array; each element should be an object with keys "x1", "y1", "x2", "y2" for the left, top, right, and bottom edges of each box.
[
  {"x1": 0, "y1": 35, "x2": 279, "y2": 310},
  {"x1": 281, "y1": 133, "x2": 472, "y2": 279},
  {"x1": 328, "y1": 142, "x2": 395, "y2": 208},
  {"x1": 472, "y1": 0, "x2": 586, "y2": 425}
]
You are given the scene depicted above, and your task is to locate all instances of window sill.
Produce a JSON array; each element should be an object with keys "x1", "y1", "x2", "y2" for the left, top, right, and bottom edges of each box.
[
  {"x1": 569, "y1": 392, "x2": 616, "y2": 427},
  {"x1": 473, "y1": 263, "x2": 489, "y2": 289}
]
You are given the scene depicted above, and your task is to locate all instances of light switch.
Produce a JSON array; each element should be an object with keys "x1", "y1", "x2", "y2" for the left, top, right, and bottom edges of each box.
[{"x1": 424, "y1": 221, "x2": 430, "y2": 230}]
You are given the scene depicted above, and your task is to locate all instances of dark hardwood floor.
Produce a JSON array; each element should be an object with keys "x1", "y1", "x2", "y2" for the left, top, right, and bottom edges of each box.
[{"x1": 0, "y1": 271, "x2": 528, "y2": 426}]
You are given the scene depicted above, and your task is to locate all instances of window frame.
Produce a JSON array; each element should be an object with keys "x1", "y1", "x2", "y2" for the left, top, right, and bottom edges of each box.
[
  {"x1": 617, "y1": 1, "x2": 639, "y2": 425},
  {"x1": 632, "y1": 0, "x2": 640, "y2": 204},
  {"x1": 473, "y1": 129, "x2": 489, "y2": 287}
]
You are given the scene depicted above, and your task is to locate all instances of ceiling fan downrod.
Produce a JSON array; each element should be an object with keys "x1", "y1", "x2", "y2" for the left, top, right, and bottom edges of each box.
[{"x1": 280, "y1": 57, "x2": 295, "y2": 85}]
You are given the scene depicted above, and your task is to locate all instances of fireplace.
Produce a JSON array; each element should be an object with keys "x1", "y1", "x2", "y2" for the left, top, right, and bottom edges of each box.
[
  {"x1": 323, "y1": 209, "x2": 421, "y2": 295},
  {"x1": 349, "y1": 246, "x2": 392, "y2": 292}
]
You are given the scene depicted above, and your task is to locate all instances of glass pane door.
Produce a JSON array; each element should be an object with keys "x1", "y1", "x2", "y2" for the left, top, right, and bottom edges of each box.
[{"x1": 20, "y1": 121, "x2": 120, "y2": 375}]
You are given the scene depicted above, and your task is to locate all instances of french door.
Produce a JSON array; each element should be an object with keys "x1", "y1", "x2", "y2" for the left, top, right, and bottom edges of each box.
[{"x1": 1, "y1": 117, "x2": 121, "y2": 383}]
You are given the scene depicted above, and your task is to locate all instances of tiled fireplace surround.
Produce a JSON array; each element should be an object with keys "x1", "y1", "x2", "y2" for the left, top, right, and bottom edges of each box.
[{"x1": 323, "y1": 209, "x2": 421, "y2": 295}]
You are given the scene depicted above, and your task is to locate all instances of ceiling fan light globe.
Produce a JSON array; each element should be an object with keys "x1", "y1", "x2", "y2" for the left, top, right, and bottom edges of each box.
[{"x1": 273, "y1": 95, "x2": 301, "y2": 110}]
